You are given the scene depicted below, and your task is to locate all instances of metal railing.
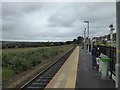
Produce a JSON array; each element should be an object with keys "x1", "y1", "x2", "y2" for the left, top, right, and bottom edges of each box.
[
  {"x1": 87, "y1": 44, "x2": 116, "y2": 75},
  {"x1": 84, "y1": 44, "x2": 116, "y2": 75},
  {"x1": 96, "y1": 46, "x2": 116, "y2": 75}
]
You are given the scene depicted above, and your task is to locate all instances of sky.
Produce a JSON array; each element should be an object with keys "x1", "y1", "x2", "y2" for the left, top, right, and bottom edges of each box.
[{"x1": 1, "y1": 1, "x2": 116, "y2": 42}]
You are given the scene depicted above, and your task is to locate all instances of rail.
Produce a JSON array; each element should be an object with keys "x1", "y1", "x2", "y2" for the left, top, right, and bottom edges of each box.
[{"x1": 20, "y1": 46, "x2": 76, "y2": 89}]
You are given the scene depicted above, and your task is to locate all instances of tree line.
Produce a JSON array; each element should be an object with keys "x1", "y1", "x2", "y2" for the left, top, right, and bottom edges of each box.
[{"x1": 2, "y1": 36, "x2": 84, "y2": 49}]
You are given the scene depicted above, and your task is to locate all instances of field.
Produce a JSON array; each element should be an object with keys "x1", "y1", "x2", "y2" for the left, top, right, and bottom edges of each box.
[{"x1": 2, "y1": 45, "x2": 72, "y2": 81}]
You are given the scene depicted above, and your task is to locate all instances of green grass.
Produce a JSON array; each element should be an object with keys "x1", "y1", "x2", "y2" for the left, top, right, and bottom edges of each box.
[
  {"x1": 2, "y1": 67, "x2": 15, "y2": 81},
  {"x1": 0, "y1": 67, "x2": 2, "y2": 82},
  {"x1": 0, "y1": 49, "x2": 2, "y2": 82},
  {"x1": 2, "y1": 45, "x2": 72, "y2": 81}
]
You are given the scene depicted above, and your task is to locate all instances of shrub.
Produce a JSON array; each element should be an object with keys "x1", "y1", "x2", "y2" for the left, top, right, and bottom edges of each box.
[{"x1": 2, "y1": 45, "x2": 72, "y2": 80}]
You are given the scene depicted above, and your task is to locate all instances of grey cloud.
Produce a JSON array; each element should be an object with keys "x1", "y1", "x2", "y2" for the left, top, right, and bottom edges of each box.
[
  {"x1": 2, "y1": 2, "x2": 43, "y2": 14},
  {"x1": 48, "y1": 12, "x2": 76, "y2": 27},
  {"x1": 2, "y1": 2, "x2": 116, "y2": 42},
  {"x1": 2, "y1": 2, "x2": 43, "y2": 20},
  {"x1": 47, "y1": 2, "x2": 115, "y2": 28}
]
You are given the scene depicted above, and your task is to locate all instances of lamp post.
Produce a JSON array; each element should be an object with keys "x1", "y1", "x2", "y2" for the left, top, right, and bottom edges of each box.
[
  {"x1": 91, "y1": 37, "x2": 93, "y2": 53},
  {"x1": 84, "y1": 28, "x2": 86, "y2": 50},
  {"x1": 84, "y1": 21, "x2": 89, "y2": 52},
  {"x1": 109, "y1": 24, "x2": 115, "y2": 47},
  {"x1": 115, "y1": 0, "x2": 120, "y2": 89}
]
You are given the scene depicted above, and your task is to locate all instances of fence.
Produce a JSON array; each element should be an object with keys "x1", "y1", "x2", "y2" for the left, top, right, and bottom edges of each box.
[{"x1": 88, "y1": 44, "x2": 116, "y2": 76}]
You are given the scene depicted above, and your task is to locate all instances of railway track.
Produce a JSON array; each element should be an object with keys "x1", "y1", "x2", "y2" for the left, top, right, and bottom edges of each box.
[{"x1": 20, "y1": 46, "x2": 75, "y2": 90}]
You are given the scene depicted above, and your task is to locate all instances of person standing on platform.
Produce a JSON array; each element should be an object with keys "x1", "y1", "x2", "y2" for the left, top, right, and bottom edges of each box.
[{"x1": 92, "y1": 46, "x2": 97, "y2": 68}]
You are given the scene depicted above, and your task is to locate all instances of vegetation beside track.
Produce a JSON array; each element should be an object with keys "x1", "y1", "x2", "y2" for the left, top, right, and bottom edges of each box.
[{"x1": 2, "y1": 45, "x2": 72, "y2": 81}]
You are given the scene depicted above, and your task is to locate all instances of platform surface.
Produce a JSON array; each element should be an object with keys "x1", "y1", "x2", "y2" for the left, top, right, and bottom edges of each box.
[
  {"x1": 45, "y1": 46, "x2": 79, "y2": 88},
  {"x1": 76, "y1": 47, "x2": 115, "y2": 88},
  {"x1": 45, "y1": 46, "x2": 115, "y2": 88}
]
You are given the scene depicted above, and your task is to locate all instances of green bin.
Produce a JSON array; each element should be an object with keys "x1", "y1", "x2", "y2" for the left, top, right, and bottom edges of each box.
[
  {"x1": 100, "y1": 57, "x2": 112, "y2": 79},
  {"x1": 101, "y1": 58, "x2": 112, "y2": 62}
]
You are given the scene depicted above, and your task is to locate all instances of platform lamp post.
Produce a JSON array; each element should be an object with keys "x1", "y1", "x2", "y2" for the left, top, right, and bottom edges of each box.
[
  {"x1": 84, "y1": 28, "x2": 86, "y2": 50},
  {"x1": 91, "y1": 37, "x2": 93, "y2": 53},
  {"x1": 109, "y1": 24, "x2": 115, "y2": 47},
  {"x1": 84, "y1": 21, "x2": 89, "y2": 52},
  {"x1": 115, "y1": 0, "x2": 120, "y2": 89}
]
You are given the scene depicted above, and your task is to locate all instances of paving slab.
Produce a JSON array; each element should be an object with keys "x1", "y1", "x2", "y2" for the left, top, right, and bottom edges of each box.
[{"x1": 76, "y1": 47, "x2": 115, "y2": 88}]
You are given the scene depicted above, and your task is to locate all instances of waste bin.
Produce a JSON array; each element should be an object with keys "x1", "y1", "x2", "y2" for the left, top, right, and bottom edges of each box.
[
  {"x1": 96, "y1": 57, "x2": 100, "y2": 69},
  {"x1": 100, "y1": 57, "x2": 112, "y2": 79},
  {"x1": 98, "y1": 53, "x2": 108, "y2": 73},
  {"x1": 96, "y1": 57, "x2": 101, "y2": 73}
]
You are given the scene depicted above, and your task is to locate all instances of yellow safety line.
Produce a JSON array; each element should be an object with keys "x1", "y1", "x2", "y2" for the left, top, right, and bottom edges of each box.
[
  {"x1": 45, "y1": 46, "x2": 79, "y2": 89},
  {"x1": 116, "y1": 49, "x2": 120, "y2": 53},
  {"x1": 45, "y1": 47, "x2": 77, "y2": 88},
  {"x1": 65, "y1": 46, "x2": 79, "y2": 88}
]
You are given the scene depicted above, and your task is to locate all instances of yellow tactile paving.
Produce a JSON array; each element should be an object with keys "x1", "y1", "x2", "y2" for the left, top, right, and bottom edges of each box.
[{"x1": 45, "y1": 46, "x2": 79, "y2": 88}]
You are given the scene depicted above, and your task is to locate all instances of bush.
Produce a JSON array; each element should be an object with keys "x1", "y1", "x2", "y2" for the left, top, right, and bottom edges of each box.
[{"x1": 2, "y1": 45, "x2": 72, "y2": 81}]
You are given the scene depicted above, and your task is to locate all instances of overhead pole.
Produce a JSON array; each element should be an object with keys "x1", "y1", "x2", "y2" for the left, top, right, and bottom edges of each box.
[
  {"x1": 88, "y1": 21, "x2": 89, "y2": 52},
  {"x1": 115, "y1": 0, "x2": 120, "y2": 89},
  {"x1": 91, "y1": 37, "x2": 93, "y2": 53},
  {"x1": 84, "y1": 28, "x2": 86, "y2": 50},
  {"x1": 84, "y1": 21, "x2": 89, "y2": 52},
  {"x1": 109, "y1": 24, "x2": 115, "y2": 47}
]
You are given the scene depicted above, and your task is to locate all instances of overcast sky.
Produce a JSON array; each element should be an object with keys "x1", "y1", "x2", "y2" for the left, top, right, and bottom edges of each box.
[{"x1": 2, "y1": 2, "x2": 116, "y2": 42}]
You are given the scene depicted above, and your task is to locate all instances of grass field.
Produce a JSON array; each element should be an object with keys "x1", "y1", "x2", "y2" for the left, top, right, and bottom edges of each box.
[
  {"x1": 2, "y1": 45, "x2": 72, "y2": 81},
  {"x1": 0, "y1": 49, "x2": 2, "y2": 82}
]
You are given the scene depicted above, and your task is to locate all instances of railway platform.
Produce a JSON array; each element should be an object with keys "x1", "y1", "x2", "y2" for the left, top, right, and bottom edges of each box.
[
  {"x1": 45, "y1": 46, "x2": 115, "y2": 88},
  {"x1": 46, "y1": 46, "x2": 79, "y2": 88},
  {"x1": 76, "y1": 47, "x2": 115, "y2": 88}
]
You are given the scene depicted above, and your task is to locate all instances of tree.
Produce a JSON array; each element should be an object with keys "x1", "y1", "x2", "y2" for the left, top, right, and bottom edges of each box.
[
  {"x1": 77, "y1": 36, "x2": 84, "y2": 44},
  {"x1": 73, "y1": 39, "x2": 77, "y2": 44}
]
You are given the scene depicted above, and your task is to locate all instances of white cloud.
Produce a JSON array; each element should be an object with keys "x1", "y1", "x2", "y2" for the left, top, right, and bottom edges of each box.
[{"x1": 2, "y1": 2, "x2": 116, "y2": 42}]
